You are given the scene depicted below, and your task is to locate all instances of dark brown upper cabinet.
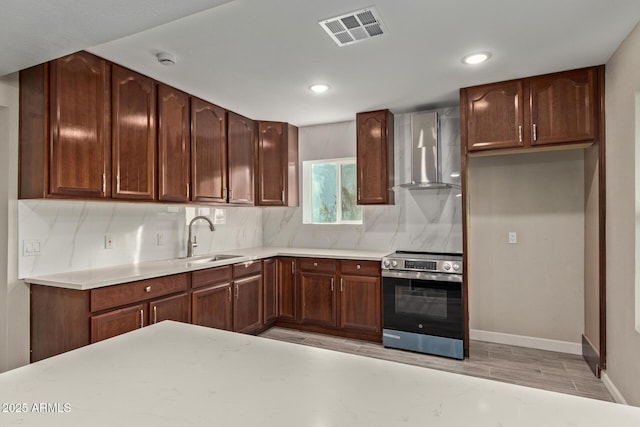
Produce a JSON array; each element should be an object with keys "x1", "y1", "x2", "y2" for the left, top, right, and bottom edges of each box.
[
  {"x1": 461, "y1": 66, "x2": 602, "y2": 154},
  {"x1": 227, "y1": 112, "x2": 256, "y2": 205},
  {"x1": 111, "y1": 65, "x2": 156, "y2": 200},
  {"x1": 356, "y1": 109, "x2": 394, "y2": 205},
  {"x1": 158, "y1": 83, "x2": 190, "y2": 202},
  {"x1": 191, "y1": 97, "x2": 227, "y2": 203},
  {"x1": 19, "y1": 51, "x2": 111, "y2": 199},
  {"x1": 256, "y1": 121, "x2": 299, "y2": 206}
]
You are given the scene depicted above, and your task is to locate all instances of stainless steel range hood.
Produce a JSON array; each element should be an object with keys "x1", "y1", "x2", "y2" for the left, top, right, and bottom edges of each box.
[{"x1": 396, "y1": 107, "x2": 461, "y2": 189}]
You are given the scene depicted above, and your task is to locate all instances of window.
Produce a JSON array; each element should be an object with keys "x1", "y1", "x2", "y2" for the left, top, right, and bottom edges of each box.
[{"x1": 303, "y1": 158, "x2": 363, "y2": 224}]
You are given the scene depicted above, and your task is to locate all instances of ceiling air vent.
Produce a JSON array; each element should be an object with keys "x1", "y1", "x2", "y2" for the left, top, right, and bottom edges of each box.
[{"x1": 319, "y1": 7, "x2": 386, "y2": 47}]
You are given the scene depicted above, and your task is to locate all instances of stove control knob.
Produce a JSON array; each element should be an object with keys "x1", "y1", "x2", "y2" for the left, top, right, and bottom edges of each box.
[
  {"x1": 443, "y1": 263, "x2": 451, "y2": 271},
  {"x1": 391, "y1": 260, "x2": 398, "y2": 268},
  {"x1": 452, "y1": 263, "x2": 460, "y2": 271},
  {"x1": 383, "y1": 260, "x2": 390, "y2": 268}
]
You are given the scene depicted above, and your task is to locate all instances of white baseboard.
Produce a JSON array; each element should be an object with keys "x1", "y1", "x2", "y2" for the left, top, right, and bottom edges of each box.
[
  {"x1": 601, "y1": 372, "x2": 628, "y2": 405},
  {"x1": 470, "y1": 329, "x2": 582, "y2": 355}
]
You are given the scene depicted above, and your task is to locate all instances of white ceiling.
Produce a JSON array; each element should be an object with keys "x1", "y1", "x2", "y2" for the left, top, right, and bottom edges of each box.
[{"x1": 3, "y1": 0, "x2": 640, "y2": 126}]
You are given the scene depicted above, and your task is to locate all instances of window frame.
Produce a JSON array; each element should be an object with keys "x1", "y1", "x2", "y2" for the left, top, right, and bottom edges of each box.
[{"x1": 302, "y1": 157, "x2": 363, "y2": 225}]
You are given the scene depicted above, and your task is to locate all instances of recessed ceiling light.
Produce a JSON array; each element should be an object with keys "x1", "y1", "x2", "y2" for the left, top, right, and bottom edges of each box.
[
  {"x1": 462, "y1": 52, "x2": 491, "y2": 65},
  {"x1": 309, "y1": 84, "x2": 330, "y2": 93}
]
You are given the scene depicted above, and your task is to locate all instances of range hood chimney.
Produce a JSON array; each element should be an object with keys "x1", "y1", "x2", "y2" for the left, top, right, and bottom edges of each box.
[{"x1": 397, "y1": 107, "x2": 461, "y2": 189}]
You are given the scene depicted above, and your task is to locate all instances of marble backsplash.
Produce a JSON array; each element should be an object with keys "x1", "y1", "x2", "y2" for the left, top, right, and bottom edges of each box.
[
  {"x1": 263, "y1": 188, "x2": 461, "y2": 252},
  {"x1": 18, "y1": 200, "x2": 262, "y2": 278}
]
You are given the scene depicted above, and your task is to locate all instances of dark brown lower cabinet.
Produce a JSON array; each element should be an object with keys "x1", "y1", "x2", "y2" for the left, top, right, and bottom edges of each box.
[
  {"x1": 263, "y1": 258, "x2": 277, "y2": 326},
  {"x1": 151, "y1": 293, "x2": 190, "y2": 325},
  {"x1": 276, "y1": 257, "x2": 382, "y2": 342},
  {"x1": 298, "y1": 271, "x2": 336, "y2": 327},
  {"x1": 191, "y1": 265, "x2": 233, "y2": 331},
  {"x1": 277, "y1": 257, "x2": 297, "y2": 321},
  {"x1": 191, "y1": 284, "x2": 233, "y2": 331},
  {"x1": 91, "y1": 304, "x2": 146, "y2": 343},
  {"x1": 339, "y1": 274, "x2": 381, "y2": 334},
  {"x1": 233, "y1": 274, "x2": 262, "y2": 333}
]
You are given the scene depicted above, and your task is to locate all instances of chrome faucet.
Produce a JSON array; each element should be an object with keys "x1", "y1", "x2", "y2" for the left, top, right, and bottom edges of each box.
[{"x1": 186, "y1": 216, "x2": 215, "y2": 257}]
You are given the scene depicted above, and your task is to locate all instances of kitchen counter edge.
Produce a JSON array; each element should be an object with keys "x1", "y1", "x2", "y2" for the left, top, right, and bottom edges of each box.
[{"x1": 23, "y1": 247, "x2": 389, "y2": 290}]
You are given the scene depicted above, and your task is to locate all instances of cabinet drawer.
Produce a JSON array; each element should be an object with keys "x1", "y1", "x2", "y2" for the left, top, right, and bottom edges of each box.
[
  {"x1": 232, "y1": 260, "x2": 262, "y2": 279},
  {"x1": 298, "y1": 258, "x2": 337, "y2": 273},
  {"x1": 90, "y1": 273, "x2": 188, "y2": 312},
  {"x1": 191, "y1": 265, "x2": 232, "y2": 289},
  {"x1": 340, "y1": 260, "x2": 380, "y2": 276}
]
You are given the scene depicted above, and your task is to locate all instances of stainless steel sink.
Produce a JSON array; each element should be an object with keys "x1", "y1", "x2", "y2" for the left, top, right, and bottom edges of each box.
[{"x1": 186, "y1": 254, "x2": 241, "y2": 265}]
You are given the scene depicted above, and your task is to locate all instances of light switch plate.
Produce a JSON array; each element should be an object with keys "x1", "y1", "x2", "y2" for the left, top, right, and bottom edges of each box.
[
  {"x1": 105, "y1": 234, "x2": 114, "y2": 249},
  {"x1": 23, "y1": 239, "x2": 42, "y2": 256},
  {"x1": 508, "y1": 231, "x2": 517, "y2": 244}
]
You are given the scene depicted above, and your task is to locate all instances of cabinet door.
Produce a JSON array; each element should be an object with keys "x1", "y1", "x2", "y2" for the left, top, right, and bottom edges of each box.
[
  {"x1": 257, "y1": 121, "x2": 286, "y2": 206},
  {"x1": 356, "y1": 110, "x2": 394, "y2": 205},
  {"x1": 227, "y1": 112, "x2": 255, "y2": 205},
  {"x1": 263, "y1": 258, "x2": 277, "y2": 325},
  {"x1": 150, "y1": 293, "x2": 190, "y2": 325},
  {"x1": 158, "y1": 83, "x2": 190, "y2": 202},
  {"x1": 464, "y1": 80, "x2": 524, "y2": 152},
  {"x1": 191, "y1": 284, "x2": 232, "y2": 331},
  {"x1": 233, "y1": 274, "x2": 263, "y2": 334},
  {"x1": 49, "y1": 51, "x2": 110, "y2": 198},
  {"x1": 529, "y1": 68, "x2": 597, "y2": 146},
  {"x1": 111, "y1": 65, "x2": 156, "y2": 200},
  {"x1": 277, "y1": 258, "x2": 297, "y2": 321},
  {"x1": 91, "y1": 304, "x2": 145, "y2": 343},
  {"x1": 298, "y1": 271, "x2": 336, "y2": 327},
  {"x1": 339, "y1": 275, "x2": 381, "y2": 334},
  {"x1": 191, "y1": 97, "x2": 227, "y2": 203}
]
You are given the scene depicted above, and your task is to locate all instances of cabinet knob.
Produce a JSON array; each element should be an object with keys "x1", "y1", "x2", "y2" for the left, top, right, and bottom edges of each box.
[
  {"x1": 356, "y1": 264, "x2": 361, "y2": 270},
  {"x1": 314, "y1": 262, "x2": 318, "y2": 267},
  {"x1": 145, "y1": 286, "x2": 151, "y2": 293}
]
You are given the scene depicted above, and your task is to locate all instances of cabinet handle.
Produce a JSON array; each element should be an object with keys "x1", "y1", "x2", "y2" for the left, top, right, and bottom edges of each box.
[
  {"x1": 228, "y1": 286, "x2": 232, "y2": 302},
  {"x1": 235, "y1": 284, "x2": 239, "y2": 300},
  {"x1": 358, "y1": 188, "x2": 361, "y2": 200},
  {"x1": 139, "y1": 309, "x2": 144, "y2": 328},
  {"x1": 153, "y1": 305, "x2": 157, "y2": 324},
  {"x1": 186, "y1": 183, "x2": 190, "y2": 197},
  {"x1": 229, "y1": 188, "x2": 234, "y2": 200},
  {"x1": 340, "y1": 278, "x2": 344, "y2": 292},
  {"x1": 291, "y1": 261, "x2": 294, "y2": 274},
  {"x1": 282, "y1": 190, "x2": 285, "y2": 203},
  {"x1": 102, "y1": 174, "x2": 106, "y2": 194},
  {"x1": 116, "y1": 175, "x2": 120, "y2": 192},
  {"x1": 145, "y1": 286, "x2": 151, "y2": 293},
  {"x1": 532, "y1": 124, "x2": 537, "y2": 141},
  {"x1": 223, "y1": 187, "x2": 228, "y2": 199},
  {"x1": 331, "y1": 278, "x2": 334, "y2": 292},
  {"x1": 518, "y1": 125, "x2": 522, "y2": 143}
]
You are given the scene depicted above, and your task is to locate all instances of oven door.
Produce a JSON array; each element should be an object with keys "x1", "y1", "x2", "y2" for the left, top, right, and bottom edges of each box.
[{"x1": 382, "y1": 271, "x2": 463, "y2": 340}]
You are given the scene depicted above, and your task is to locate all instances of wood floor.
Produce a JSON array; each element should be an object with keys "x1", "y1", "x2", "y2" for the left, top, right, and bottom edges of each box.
[{"x1": 259, "y1": 327, "x2": 613, "y2": 402}]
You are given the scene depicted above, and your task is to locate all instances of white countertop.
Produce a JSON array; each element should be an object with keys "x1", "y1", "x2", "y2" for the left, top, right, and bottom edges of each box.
[
  {"x1": 0, "y1": 321, "x2": 638, "y2": 426},
  {"x1": 23, "y1": 247, "x2": 389, "y2": 290}
]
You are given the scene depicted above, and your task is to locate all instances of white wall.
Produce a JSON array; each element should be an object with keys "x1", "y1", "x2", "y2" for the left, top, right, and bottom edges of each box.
[
  {"x1": 263, "y1": 120, "x2": 463, "y2": 253},
  {"x1": 605, "y1": 21, "x2": 640, "y2": 406},
  {"x1": 468, "y1": 150, "x2": 585, "y2": 345},
  {"x1": 0, "y1": 73, "x2": 27, "y2": 371}
]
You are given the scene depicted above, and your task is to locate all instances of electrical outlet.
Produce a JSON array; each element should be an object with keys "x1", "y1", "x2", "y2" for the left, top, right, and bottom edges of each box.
[
  {"x1": 23, "y1": 239, "x2": 42, "y2": 256},
  {"x1": 105, "y1": 234, "x2": 114, "y2": 249},
  {"x1": 157, "y1": 232, "x2": 164, "y2": 246},
  {"x1": 508, "y1": 231, "x2": 517, "y2": 244}
]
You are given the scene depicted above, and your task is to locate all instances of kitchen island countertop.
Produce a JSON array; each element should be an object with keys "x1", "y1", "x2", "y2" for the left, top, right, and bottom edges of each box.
[
  {"x1": 23, "y1": 247, "x2": 389, "y2": 290},
  {"x1": 1, "y1": 321, "x2": 639, "y2": 427}
]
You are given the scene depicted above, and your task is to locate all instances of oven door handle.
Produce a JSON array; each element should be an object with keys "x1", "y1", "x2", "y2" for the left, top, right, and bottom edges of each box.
[{"x1": 381, "y1": 269, "x2": 462, "y2": 283}]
